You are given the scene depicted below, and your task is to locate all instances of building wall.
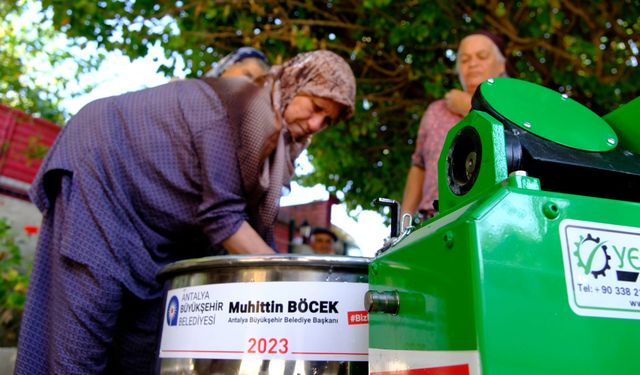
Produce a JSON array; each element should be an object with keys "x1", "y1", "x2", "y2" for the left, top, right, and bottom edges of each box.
[
  {"x1": 275, "y1": 198, "x2": 335, "y2": 252},
  {"x1": 0, "y1": 104, "x2": 61, "y2": 199},
  {"x1": 0, "y1": 105, "x2": 59, "y2": 261}
]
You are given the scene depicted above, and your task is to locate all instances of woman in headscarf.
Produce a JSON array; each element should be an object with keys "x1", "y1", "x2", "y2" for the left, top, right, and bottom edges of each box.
[
  {"x1": 15, "y1": 50, "x2": 356, "y2": 374},
  {"x1": 205, "y1": 46, "x2": 271, "y2": 79}
]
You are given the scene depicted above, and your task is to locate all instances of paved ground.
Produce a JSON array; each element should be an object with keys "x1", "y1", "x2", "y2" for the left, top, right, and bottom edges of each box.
[
  {"x1": 0, "y1": 347, "x2": 16, "y2": 374},
  {"x1": 0, "y1": 195, "x2": 41, "y2": 261}
]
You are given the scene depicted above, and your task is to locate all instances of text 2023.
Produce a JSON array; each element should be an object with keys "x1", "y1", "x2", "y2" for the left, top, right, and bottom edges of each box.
[{"x1": 247, "y1": 338, "x2": 289, "y2": 354}]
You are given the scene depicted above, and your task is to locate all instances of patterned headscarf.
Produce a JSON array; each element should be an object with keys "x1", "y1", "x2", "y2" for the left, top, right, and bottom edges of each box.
[{"x1": 271, "y1": 50, "x2": 356, "y2": 123}]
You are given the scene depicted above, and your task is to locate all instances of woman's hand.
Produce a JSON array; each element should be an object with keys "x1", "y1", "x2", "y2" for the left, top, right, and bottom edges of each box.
[
  {"x1": 222, "y1": 221, "x2": 275, "y2": 254},
  {"x1": 444, "y1": 89, "x2": 472, "y2": 116}
]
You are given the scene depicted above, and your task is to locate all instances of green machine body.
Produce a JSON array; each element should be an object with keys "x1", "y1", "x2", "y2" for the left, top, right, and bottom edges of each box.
[{"x1": 367, "y1": 78, "x2": 640, "y2": 374}]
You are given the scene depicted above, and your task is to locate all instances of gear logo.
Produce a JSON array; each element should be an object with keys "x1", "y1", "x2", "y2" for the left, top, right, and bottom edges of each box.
[
  {"x1": 167, "y1": 296, "x2": 179, "y2": 326},
  {"x1": 573, "y1": 233, "x2": 611, "y2": 279}
]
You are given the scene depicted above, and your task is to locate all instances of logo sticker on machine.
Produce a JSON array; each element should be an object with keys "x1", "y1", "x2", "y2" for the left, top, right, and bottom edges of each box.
[
  {"x1": 560, "y1": 219, "x2": 640, "y2": 319},
  {"x1": 159, "y1": 281, "x2": 368, "y2": 361}
]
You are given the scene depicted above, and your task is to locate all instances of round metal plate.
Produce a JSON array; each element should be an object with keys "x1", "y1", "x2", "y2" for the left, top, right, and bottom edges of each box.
[{"x1": 478, "y1": 78, "x2": 617, "y2": 152}]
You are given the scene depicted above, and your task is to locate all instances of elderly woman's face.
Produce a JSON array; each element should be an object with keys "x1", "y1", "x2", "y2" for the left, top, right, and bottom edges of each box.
[
  {"x1": 283, "y1": 95, "x2": 344, "y2": 141},
  {"x1": 458, "y1": 34, "x2": 506, "y2": 94}
]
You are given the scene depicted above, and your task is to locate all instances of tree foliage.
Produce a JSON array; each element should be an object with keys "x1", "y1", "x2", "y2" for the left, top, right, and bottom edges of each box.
[
  {"x1": 0, "y1": 0, "x2": 102, "y2": 124},
  {"x1": 37, "y1": 0, "x2": 640, "y2": 212}
]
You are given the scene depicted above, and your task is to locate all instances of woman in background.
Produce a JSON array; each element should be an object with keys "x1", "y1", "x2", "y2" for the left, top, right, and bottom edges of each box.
[
  {"x1": 206, "y1": 46, "x2": 270, "y2": 80},
  {"x1": 401, "y1": 31, "x2": 508, "y2": 220}
]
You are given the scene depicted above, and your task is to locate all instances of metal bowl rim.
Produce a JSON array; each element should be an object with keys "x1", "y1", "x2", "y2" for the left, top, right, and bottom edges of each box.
[{"x1": 158, "y1": 254, "x2": 371, "y2": 279}]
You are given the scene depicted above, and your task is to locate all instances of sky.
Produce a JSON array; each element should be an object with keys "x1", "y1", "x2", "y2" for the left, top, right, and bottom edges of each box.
[{"x1": 61, "y1": 44, "x2": 390, "y2": 257}]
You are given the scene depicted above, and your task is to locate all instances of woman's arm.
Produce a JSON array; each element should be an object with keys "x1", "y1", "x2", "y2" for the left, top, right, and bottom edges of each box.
[
  {"x1": 222, "y1": 221, "x2": 275, "y2": 254},
  {"x1": 400, "y1": 165, "x2": 425, "y2": 217}
]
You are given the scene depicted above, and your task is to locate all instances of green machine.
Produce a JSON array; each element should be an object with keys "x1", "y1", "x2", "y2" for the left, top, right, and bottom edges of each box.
[{"x1": 367, "y1": 78, "x2": 640, "y2": 374}]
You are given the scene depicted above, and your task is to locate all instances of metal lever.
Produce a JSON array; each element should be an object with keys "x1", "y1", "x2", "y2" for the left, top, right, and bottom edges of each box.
[{"x1": 371, "y1": 197, "x2": 400, "y2": 238}]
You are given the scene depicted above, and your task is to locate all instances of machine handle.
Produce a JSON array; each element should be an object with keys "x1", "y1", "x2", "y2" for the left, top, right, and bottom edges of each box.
[{"x1": 371, "y1": 197, "x2": 400, "y2": 238}]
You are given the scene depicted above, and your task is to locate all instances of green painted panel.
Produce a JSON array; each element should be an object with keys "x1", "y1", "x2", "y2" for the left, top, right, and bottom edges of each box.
[
  {"x1": 474, "y1": 190, "x2": 640, "y2": 374},
  {"x1": 478, "y1": 78, "x2": 617, "y2": 152},
  {"x1": 370, "y1": 186, "x2": 640, "y2": 374},
  {"x1": 603, "y1": 96, "x2": 640, "y2": 154},
  {"x1": 368, "y1": 202, "x2": 480, "y2": 351},
  {"x1": 437, "y1": 110, "x2": 508, "y2": 214}
]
